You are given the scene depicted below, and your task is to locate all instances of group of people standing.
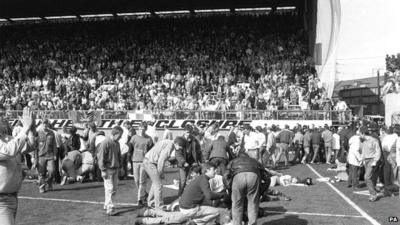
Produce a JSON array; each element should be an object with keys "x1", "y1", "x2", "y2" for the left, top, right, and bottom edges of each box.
[{"x1": 1, "y1": 110, "x2": 400, "y2": 225}]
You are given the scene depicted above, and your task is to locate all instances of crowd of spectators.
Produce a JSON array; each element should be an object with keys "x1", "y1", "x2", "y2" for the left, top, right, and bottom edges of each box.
[{"x1": 0, "y1": 13, "x2": 330, "y2": 112}]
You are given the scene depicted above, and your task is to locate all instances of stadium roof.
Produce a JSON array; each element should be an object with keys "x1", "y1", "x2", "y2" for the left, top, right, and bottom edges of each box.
[{"x1": 0, "y1": 0, "x2": 299, "y2": 19}]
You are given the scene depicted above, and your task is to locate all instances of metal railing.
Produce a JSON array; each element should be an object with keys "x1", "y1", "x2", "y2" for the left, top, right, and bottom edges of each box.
[{"x1": 1, "y1": 109, "x2": 353, "y2": 122}]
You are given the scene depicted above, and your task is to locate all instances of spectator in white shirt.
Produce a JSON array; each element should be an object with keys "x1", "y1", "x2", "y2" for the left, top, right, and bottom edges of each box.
[
  {"x1": 347, "y1": 132, "x2": 362, "y2": 189},
  {"x1": 335, "y1": 99, "x2": 348, "y2": 124},
  {"x1": 381, "y1": 126, "x2": 398, "y2": 190},
  {"x1": 332, "y1": 128, "x2": 341, "y2": 162},
  {"x1": 254, "y1": 126, "x2": 266, "y2": 163},
  {"x1": 242, "y1": 125, "x2": 259, "y2": 161}
]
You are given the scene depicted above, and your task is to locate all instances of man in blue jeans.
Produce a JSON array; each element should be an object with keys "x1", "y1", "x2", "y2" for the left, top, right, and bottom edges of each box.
[{"x1": 225, "y1": 152, "x2": 266, "y2": 225}]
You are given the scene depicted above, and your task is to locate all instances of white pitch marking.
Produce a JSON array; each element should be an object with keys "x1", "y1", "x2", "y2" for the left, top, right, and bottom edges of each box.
[
  {"x1": 307, "y1": 164, "x2": 381, "y2": 225},
  {"x1": 353, "y1": 190, "x2": 370, "y2": 196},
  {"x1": 19, "y1": 196, "x2": 136, "y2": 206},
  {"x1": 264, "y1": 210, "x2": 364, "y2": 218}
]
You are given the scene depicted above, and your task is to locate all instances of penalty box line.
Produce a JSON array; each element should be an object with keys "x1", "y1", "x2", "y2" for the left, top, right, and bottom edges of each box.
[
  {"x1": 19, "y1": 196, "x2": 363, "y2": 218},
  {"x1": 307, "y1": 164, "x2": 381, "y2": 225}
]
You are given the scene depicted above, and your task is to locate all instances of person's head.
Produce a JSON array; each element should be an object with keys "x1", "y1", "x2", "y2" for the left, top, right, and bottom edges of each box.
[
  {"x1": 255, "y1": 126, "x2": 263, "y2": 133},
  {"x1": 137, "y1": 122, "x2": 147, "y2": 136},
  {"x1": 217, "y1": 135, "x2": 225, "y2": 141},
  {"x1": 88, "y1": 122, "x2": 97, "y2": 132},
  {"x1": 42, "y1": 119, "x2": 51, "y2": 131},
  {"x1": 190, "y1": 165, "x2": 202, "y2": 178},
  {"x1": 243, "y1": 124, "x2": 252, "y2": 135},
  {"x1": 123, "y1": 121, "x2": 131, "y2": 129},
  {"x1": 202, "y1": 162, "x2": 217, "y2": 179},
  {"x1": 111, "y1": 126, "x2": 123, "y2": 141},
  {"x1": 358, "y1": 126, "x2": 369, "y2": 139},
  {"x1": 183, "y1": 124, "x2": 193, "y2": 139},
  {"x1": 69, "y1": 126, "x2": 77, "y2": 135},
  {"x1": 393, "y1": 124, "x2": 400, "y2": 136},
  {"x1": 173, "y1": 136, "x2": 186, "y2": 151}
]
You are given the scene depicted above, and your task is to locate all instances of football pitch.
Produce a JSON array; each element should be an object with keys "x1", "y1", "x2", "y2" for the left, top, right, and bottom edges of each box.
[{"x1": 17, "y1": 164, "x2": 399, "y2": 225}]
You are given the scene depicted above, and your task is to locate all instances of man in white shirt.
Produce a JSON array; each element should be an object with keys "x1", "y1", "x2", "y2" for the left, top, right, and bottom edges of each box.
[
  {"x1": 254, "y1": 126, "x2": 266, "y2": 163},
  {"x1": 347, "y1": 132, "x2": 362, "y2": 189},
  {"x1": 381, "y1": 126, "x2": 398, "y2": 191},
  {"x1": 242, "y1": 125, "x2": 259, "y2": 161},
  {"x1": 335, "y1": 99, "x2": 348, "y2": 124}
]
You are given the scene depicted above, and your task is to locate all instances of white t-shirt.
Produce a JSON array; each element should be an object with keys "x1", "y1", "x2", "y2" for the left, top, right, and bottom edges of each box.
[
  {"x1": 332, "y1": 133, "x2": 340, "y2": 150},
  {"x1": 244, "y1": 132, "x2": 259, "y2": 150},
  {"x1": 209, "y1": 175, "x2": 225, "y2": 193}
]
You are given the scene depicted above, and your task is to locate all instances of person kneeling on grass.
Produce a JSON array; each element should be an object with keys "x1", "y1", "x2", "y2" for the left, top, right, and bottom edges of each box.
[
  {"x1": 60, "y1": 147, "x2": 95, "y2": 185},
  {"x1": 136, "y1": 162, "x2": 226, "y2": 225},
  {"x1": 60, "y1": 150, "x2": 82, "y2": 185}
]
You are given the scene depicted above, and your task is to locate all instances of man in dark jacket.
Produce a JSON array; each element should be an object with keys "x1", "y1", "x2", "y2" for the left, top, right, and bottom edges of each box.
[
  {"x1": 205, "y1": 135, "x2": 232, "y2": 175},
  {"x1": 275, "y1": 125, "x2": 293, "y2": 167},
  {"x1": 176, "y1": 125, "x2": 202, "y2": 196},
  {"x1": 225, "y1": 152, "x2": 267, "y2": 225}
]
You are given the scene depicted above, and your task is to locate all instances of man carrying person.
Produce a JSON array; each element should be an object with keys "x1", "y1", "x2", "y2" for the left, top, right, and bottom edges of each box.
[
  {"x1": 97, "y1": 126, "x2": 123, "y2": 215},
  {"x1": 136, "y1": 162, "x2": 225, "y2": 225},
  {"x1": 130, "y1": 122, "x2": 154, "y2": 205}
]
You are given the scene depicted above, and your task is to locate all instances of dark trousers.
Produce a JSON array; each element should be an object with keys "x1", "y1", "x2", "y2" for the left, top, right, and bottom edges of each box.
[
  {"x1": 348, "y1": 164, "x2": 361, "y2": 187},
  {"x1": 38, "y1": 157, "x2": 55, "y2": 186},
  {"x1": 120, "y1": 152, "x2": 128, "y2": 179},
  {"x1": 364, "y1": 159, "x2": 378, "y2": 196},
  {"x1": 209, "y1": 157, "x2": 228, "y2": 175},
  {"x1": 292, "y1": 143, "x2": 303, "y2": 164},
  {"x1": 178, "y1": 166, "x2": 191, "y2": 196}
]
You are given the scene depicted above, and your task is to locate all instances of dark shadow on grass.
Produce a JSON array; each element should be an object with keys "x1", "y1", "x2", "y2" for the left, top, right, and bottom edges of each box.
[
  {"x1": 115, "y1": 206, "x2": 141, "y2": 215},
  {"x1": 51, "y1": 184, "x2": 105, "y2": 192},
  {"x1": 260, "y1": 206, "x2": 287, "y2": 217},
  {"x1": 261, "y1": 215, "x2": 308, "y2": 225}
]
